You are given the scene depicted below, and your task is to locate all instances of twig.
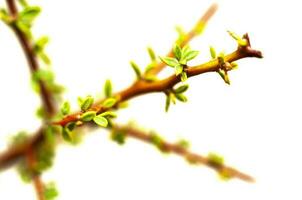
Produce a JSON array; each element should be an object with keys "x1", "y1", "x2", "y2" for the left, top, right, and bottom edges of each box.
[
  {"x1": 114, "y1": 124, "x2": 254, "y2": 182},
  {"x1": 55, "y1": 34, "x2": 262, "y2": 127},
  {"x1": 5, "y1": 0, "x2": 56, "y2": 116}
]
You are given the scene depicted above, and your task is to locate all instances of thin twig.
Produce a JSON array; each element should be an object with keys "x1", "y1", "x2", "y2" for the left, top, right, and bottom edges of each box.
[
  {"x1": 114, "y1": 124, "x2": 254, "y2": 182},
  {"x1": 5, "y1": 0, "x2": 56, "y2": 116}
]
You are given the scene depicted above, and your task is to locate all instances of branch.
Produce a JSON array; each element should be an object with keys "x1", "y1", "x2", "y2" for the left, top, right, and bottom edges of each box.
[
  {"x1": 0, "y1": 4, "x2": 218, "y2": 169},
  {"x1": 147, "y1": 3, "x2": 218, "y2": 75},
  {"x1": 113, "y1": 124, "x2": 254, "y2": 182},
  {"x1": 55, "y1": 33, "x2": 262, "y2": 127},
  {"x1": 26, "y1": 147, "x2": 45, "y2": 200},
  {"x1": 5, "y1": 0, "x2": 56, "y2": 116}
]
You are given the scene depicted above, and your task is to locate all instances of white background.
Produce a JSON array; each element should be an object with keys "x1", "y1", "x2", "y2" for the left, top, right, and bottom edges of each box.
[{"x1": 0, "y1": 0, "x2": 302, "y2": 199}]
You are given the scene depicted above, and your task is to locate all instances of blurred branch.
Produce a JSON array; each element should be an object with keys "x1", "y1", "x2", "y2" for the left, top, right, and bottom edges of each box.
[{"x1": 113, "y1": 124, "x2": 254, "y2": 182}]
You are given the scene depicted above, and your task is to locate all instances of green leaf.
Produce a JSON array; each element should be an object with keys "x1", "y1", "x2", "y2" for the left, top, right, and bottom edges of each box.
[
  {"x1": 19, "y1": 6, "x2": 41, "y2": 24},
  {"x1": 35, "y1": 36, "x2": 49, "y2": 50},
  {"x1": 16, "y1": 20, "x2": 32, "y2": 37},
  {"x1": 159, "y1": 56, "x2": 179, "y2": 67},
  {"x1": 0, "y1": 8, "x2": 11, "y2": 24},
  {"x1": 93, "y1": 115, "x2": 108, "y2": 127},
  {"x1": 175, "y1": 93, "x2": 187, "y2": 102},
  {"x1": 44, "y1": 182, "x2": 58, "y2": 200},
  {"x1": 173, "y1": 44, "x2": 182, "y2": 61},
  {"x1": 177, "y1": 139, "x2": 190, "y2": 149},
  {"x1": 174, "y1": 84, "x2": 189, "y2": 93},
  {"x1": 180, "y1": 72, "x2": 187, "y2": 82},
  {"x1": 147, "y1": 47, "x2": 156, "y2": 61},
  {"x1": 130, "y1": 61, "x2": 142, "y2": 79},
  {"x1": 150, "y1": 133, "x2": 166, "y2": 152},
  {"x1": 174, "y1": 64, "x2": 183, "y2": 76},
  {"x1": 62, "y1": 127, "x2": 72, "y2": 142},
  {"x1": 231, "y1": 62, "x2": 238, "y2": 70},
  {"x1": 217, "y1": 69, "x2": 230, "y2": 85},
  {"x1": 111, "y1": 130, "x2": 126, "y2": 145},
  {"x1": 227, "y1": 30, "x2": 247, "y2": 46},
  {"x1": 19, "y1": 0, "x2": 29, "y2": 8},
  {"x1": 175, "y1": 25, "x2": 186, "y2": 44},
  {"x1": 80, "y1": 95, "x2": 94, "y2": 111},
  {"x1": 144, "y1": 74, "x2": 158, "y2": 82},
  {"x1": 60, "y1": 101, "x2": 70, "y2": 116},
  {"x1": 104, "y1": 79, "x2": 112, "y2": 97},
  {"x1": 81, "y1": 111, "x2": 97, "y2": 122},
  {"x1": 17, "y1": 162, "x2": 32, "y2": 183},
  {"x1": 208, "y1": 152, "x2": 224, "y2": 166},
  {"x1": 165, "y1": 94, "x2": 171, "y2": 112},
  {"x1": 183, "y1": 50, "x2": 199, "y2": 61},
  {"x1": 210, "y1": 46, "x2": 216, "y2": 59},
  {"x1": 66, "y1": 122, "x2": 76, "y2": 132},
  {"x1": 99, "y1": 111, "x2": 117, "y2": 118},
  {"x1": 102, "y1": 97, "x2": 117, "y2": 108},
  {"x1": 38, "y1": 52, "x2": 51, "y2": 65}
]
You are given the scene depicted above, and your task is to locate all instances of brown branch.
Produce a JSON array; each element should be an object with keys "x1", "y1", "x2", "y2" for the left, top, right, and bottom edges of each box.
[
  {"x1": 0, "y1": 4, "x2": 218, "y2": 168},
  {"x1": 113, "y1": 124, "x2": 254, "y2": 182},
  {"x1": 147, "y1": 3, "x2": 218, "y2": 75},
  {"x1": 26, "y1": 147, "x2": 45, "y2": 200},
  {"x1": 5, "y1": 0, "x2": 56, "y2": 116},
  {"x1": 55, "y1": 33, "x2": 262, "y2": 127},
  {"x1": 0, "y1": 4, "x2": 261, "y2": 184}
]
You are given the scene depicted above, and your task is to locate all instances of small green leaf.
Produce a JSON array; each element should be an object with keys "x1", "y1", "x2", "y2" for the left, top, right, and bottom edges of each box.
[
  {"x1": 130, "y1": 61, "x2": 142, "y2": 79},
  {"x1": 173, "y1": 44, "x2": 182, "y2": 61},
  {"x1": 175, "y1": 25, "x2": 186, "y2": 44},
  {"x1": 159, "y1": 56, "x2": 179, "y2": 67},
  {"x1": 35, "y1": 36, "x2": 49, "y2": 50},
  {"x1": 93, "y1": 115, "x2": 108, "y2": 127},
  {"x1": 81, "y1": 111, "x2": 97, "y2": 122},
  {"x1": 217, "y1": 69, "x2": 230, "y2": 85},
  {"x1": 208, "y1": 152, "x2": 224, "y2": 166},
  {"x1": 17, "y1": 162, "x2": 32, "y2": 183},
  {"x1": 144, "y1": 74, "x2": 157, "y2": 82},
  {"x1": 111, "y1": 130, "x2": 126, "y2": 145},
  {"x1": 0, "y1": 8, "x2": 11, "y2": 24},
  {"x1": 102, "y1": 97, "x2": 117, "y2": 108},
  {"x1": 16, "y1": 20, "x2": 32, "y2": 37},
  {"x1": 174, "y1": 64, "x2": 183, "y2": 76},
  {"x1": 104, "y1": 79, "x2": 112, "y2": 97},
  {"x1": 180, "y1": 72, "x2": 187, "y2": 82},
  {"x1": 227, "y1": 30, "x2": 247, "y2": 46},
  {"x1": 174, "y1": 84, "x2": 189, "y2": 93},
  {"x1": 147, "y1": 47, "x2": 156, "y2": 61},
  {"x1": 99, "y1": 111, "x2": 117, "y2": 118},
  {"x1": 175, "y1": 93, "x2": 187, "y2": 102},
  {"x1": 44, "y1": 182, "x2": 58, "y2": 200},
  {"x1": 183, "y1": 50, "x2": 199, "y2": 61},
  {"x1": 66, "y1": 122, "x2": 76, "y2": 132},
  {"x1": 231, "y1": 62, "x2": 238, "y2": 70},
  {"x1": 80, "y1": 95, "x2": 94, "y2": 111},
  {"x1": 19, "y1": 0, "x2": 29, "y2": 8},
  {"x1": 62, "y1": 127, "x2": 72, "y2": 142},
  {"x1": 177, "y1": 139, "x2": 190, "y2": 149},
  {"x1": 150, "y1": 133, "x2": 166, "y2": 152},
  {"x1": 210, "y1": 46, "x2": 216, "y2": 59},
  {"x1": 165, "y1": 94, "x2": 171, "y2": 112},
  {"x1": 60, "y1": 101, "x2": 70, "y2": 116},
  {"x1": 38, "y1": 52, "x2": 51, "y2": 65},
  {"x1": 19, "y1": 6, "x2": 41, "y2": 23}
]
